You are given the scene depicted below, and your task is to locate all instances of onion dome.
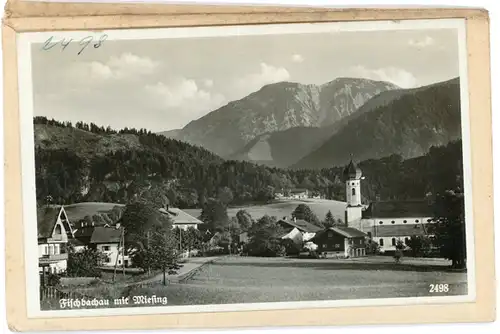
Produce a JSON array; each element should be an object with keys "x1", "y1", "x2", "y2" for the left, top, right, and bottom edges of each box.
[{"x1": 343, "y1": 159, "x2": 362, "y2": 181}]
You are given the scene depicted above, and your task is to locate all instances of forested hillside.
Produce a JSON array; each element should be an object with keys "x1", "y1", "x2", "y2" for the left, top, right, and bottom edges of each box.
[{"x1": 34, "y1": 117, "x2": 464, "y2": 209}]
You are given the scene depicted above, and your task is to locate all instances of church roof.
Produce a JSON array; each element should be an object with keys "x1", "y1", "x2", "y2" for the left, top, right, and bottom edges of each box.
[
  {"x1": 375, "y1": 224, "x2": 431, "y2": 237},
  {"x1": 343, "y1": 160, "x2": 362, "y2": 180},
  {"x1": 362, "y1": 200, "x2": 433, "y2": 219}
]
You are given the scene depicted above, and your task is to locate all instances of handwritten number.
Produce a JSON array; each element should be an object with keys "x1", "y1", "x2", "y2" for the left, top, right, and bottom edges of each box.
[
  {"x1": 60, "y1": 38, "x2": 73, "y2": 51},
  {"x1": 78, "y1": 36, "x2": 93, "y2": 56},
  {"x1": 94, "y1": 34, "x2": 108, "y2": 49},
  {"x1": 41, "y1": 36, "x2": 58, "y2": 51},
  {"x1": 42, "y1": 34, "x2": 107, "y2": 55}
]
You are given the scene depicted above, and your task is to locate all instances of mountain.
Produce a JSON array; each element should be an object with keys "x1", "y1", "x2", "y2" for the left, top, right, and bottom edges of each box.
[
  {"x1": 157, "y1": 129, "x2": 181, "y2": 139},
  {"x1": 176, "y1": 78, "x2": 398, "y2": 157},
  {"x1": 227, "y1": 126, "x2": 334, "y2": 168},
  {"x1": 293, "y1": 78, "x2": 461, "y2": 169}
]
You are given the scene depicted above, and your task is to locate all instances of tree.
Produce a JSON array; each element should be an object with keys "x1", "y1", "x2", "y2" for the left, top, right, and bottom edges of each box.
[
  {"x1": 291, "y1": 204, "x2": 321, "y2": 226},
  {"x1": 148, "y1": 223, "x2": 179, "y2": 285},
  {"x1": 365, "y1": 240, "x2": 380, "y2": 255},
  {"x1": 121, "y1": 201, "x2": 179, "y2": 278},
  {"x1": 323, "y1": 210, "x2": 336, "y2": 228},
  {"x1": 429, "y1": 190, "x2": 466, "y2": 269},
  {"x1": 247, "y1": 215, "x2": 286, "y2": 257},
  {"x1": 236, "y1": 210, "x2": 253, "y2": 232},
  {"x1": 67, "y1": 248, "x2": 106, "y2": 277},
  {"x1": 178, "y1": 227, "x2": 203, "y2": 254},
  {"x1": 200, "y1": 198, "x2": 229, "y2": 233},
  {"x1": 406, "y1": 235, "x2": 432, "y2": 257},
  {"x1": 217, "y1": 187, "x2": 234, "y2": 205},
  {"x1": 393, "y1": 240, "x2": 405, "y2": 263}
]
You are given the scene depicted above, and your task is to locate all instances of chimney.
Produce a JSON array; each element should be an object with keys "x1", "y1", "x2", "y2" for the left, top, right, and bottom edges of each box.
[{"x1": 282, "y1": 216, "x2": 287, "y2": 221}]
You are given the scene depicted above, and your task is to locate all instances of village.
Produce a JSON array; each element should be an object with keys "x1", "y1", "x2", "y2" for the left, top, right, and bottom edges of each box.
[{"x1": 37, "y1": 160, "x2": 467, "y2": 309}]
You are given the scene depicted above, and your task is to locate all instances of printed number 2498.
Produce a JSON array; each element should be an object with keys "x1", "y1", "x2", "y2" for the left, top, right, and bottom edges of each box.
[{"x1": 429, "y1": 284, "x2": 449, "y2": 293}]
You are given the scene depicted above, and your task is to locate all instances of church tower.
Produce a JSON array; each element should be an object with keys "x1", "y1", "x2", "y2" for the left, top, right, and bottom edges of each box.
[{"x1": 343, "y1": 159, "x2": 363, "y2": 225}]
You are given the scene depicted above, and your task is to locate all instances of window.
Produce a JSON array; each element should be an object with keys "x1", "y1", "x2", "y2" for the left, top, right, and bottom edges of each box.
[
  {"x1": 54, "y1": 225, "x2": 62, "y2": 235},
  {"x1": 367, "y1": 232, "x2": 372, "y2": 239},
  {"x1": 427, "y1": 219, "x2": 432, "y2": 223},
  {"x1": 404, "y1": 237, "x2": 409, "y2": 244},
  {"x1": 415, "y1": 219, "x2": 420, "y2": 223},
  {"x1": 334, "y1": 244, "x2": 340, "y2": 248},
  {"x1": 379, "y1": 239, "x2": 384, "y2": 246},
  {"x1": 403, "y1": 220, "x2": 407, "y2": 224},
  {"x1": 118, "y1": 260, "x2": 121, "y2": 265},
  {"x1": 391, "y1": 238, "x2": 396, "y2": 246},
  {"x1": 322, "y1": 244, "x2": 327, "y2": 249},
  {"x1": 379, "y1": 221, "x2": 383, "y2": 225},
  {"x1": 352, "y1": 188, "x2": 356, "y2": 196},
  {"x1": 54, "y1": 244, "x2": 60, "y2": 255},
  {"x1": 391, "y1": 221, "x2": 395, "y2": 224},
  {"x1": 351, "y1": 182, "x2": 355, "y2": 186},
  {"x1": 327, "y1": 231, "x2": 334, "y2": 238},
  {"x1": 49, "y1": 244, "x2": 54, "y2": 255},
  {"x1": 102, "y1": 246, "x2": 110, "y2": 251}
]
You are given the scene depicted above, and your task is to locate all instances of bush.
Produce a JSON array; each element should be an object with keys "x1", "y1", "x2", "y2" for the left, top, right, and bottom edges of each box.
[
  {"x1": 46, "y1": 272, "x2": 61, "y2": 287},
  {"x1": 365, "y1": 240, "x2": 381, "y2": 255}
]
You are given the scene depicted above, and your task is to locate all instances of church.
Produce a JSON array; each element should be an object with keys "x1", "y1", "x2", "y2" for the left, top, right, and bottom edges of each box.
[{"x1": 342, "y1": 160, "x2": 434, "y2": 253}]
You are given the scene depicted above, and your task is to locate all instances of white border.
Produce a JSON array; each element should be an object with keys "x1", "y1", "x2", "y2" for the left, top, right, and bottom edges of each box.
[{"x1": 16, "y1": 18, "x2": 475, "y2": 319}]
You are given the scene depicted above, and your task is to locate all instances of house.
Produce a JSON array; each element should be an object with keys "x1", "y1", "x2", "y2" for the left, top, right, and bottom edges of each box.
[
  {"x1": 289, "y1": 188, "x2": 309, "y2": 199},
  {"x1": 37, "y1": 206, "x2": 74, "y2": 274},
  {"x1": 342, "y1": 159, "x2": 434, "y2": 253},
  {"x1": 89, "y1": 226, "x2": 131, "y2": 268},
  {"x1": 280, "y1": 227, "x2": 304, "y2": 246},
  {"x1": 277, "y1": 217, "x2": 322, "y2": 242},
  {"x1": 159, "y1": 206, "x2": 204, "y2": 230},
  {"x1": 311, "y1": 226, "x2": 367, "y2": 258}
]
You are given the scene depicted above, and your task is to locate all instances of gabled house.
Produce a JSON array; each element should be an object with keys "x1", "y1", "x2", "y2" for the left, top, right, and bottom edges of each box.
[
  {"x1": 89, "y1": 226, "x2": 131, "y2": 268},
  {"x1": 37, "y1": 206, "x2": 74, "y2": 274},
  {"x1": 277, "y1": 217, "x2": 322, "y2": 242},
  {"x1": 311, "y1": 226, "x2": 367, "y2": 258},
  {"x1": 159, "y1": 206, "x2": 204, "y2": 230}
]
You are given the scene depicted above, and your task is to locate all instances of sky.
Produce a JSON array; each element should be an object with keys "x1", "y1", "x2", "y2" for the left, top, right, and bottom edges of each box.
[{"x1": 31, "y1": 27, "x2": 460, "y2": 132}]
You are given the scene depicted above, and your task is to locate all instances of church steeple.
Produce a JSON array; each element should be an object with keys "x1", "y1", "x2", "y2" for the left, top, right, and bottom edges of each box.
[{"x1": 343, "y1": 156, "x2": 363, "y2": 225}]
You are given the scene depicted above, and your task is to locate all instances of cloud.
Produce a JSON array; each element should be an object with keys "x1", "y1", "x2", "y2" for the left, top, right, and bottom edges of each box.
[
  {"x1": 408, "y1": 36, "x2": 435, "y2": 48},
  {"x1": 346, "y1": 65, "x2": 417, "y2": 88},
  {"x1": 202, "y1": 79, "x2": 214, "y2": 88},
  {"x1": 291, "y1": 54, "x2": 304, "y2": 63},
  {"x1": 236, "y1": 63, "x2": 291, "y2": 95},
  {"x1": 145, "y1": 78, "x2": 226, "y2": 125},
  {"x1": 68, "y1": 52, "x2": 159, "y2": 81}
]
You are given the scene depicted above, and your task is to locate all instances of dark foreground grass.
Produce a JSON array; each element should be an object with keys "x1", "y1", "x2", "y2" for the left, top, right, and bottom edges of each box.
[{"x1": 42, "y1": 256, "x2": 468, "y2": 310}]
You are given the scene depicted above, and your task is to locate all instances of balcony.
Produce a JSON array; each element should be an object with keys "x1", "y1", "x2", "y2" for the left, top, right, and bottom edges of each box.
[{"x1": 39, "y1": 253, "x2": 68, "y2": 264}]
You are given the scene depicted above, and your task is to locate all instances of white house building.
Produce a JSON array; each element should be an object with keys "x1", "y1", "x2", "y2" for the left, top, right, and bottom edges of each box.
[
  {"x1": 37, "y1": 206, "x2": 74, "y2": 274},
  {"x1": 159, "y1": 206, "x2": 204, "y2": 230},
  {"x1": 342, "y1": 160, "x2": 434, "y2": 253}
]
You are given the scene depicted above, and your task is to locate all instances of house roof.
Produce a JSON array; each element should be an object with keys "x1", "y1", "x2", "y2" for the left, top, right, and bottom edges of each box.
[
  {"x1": 362, "y1": 200, "x2": 433, "y2": 219},
  {"x1": 69, "y1": 238, "x2": 86, "y2": 247},
  {"x1": 62, "y1": 202, "x2": 125, "y2": 225},
  {"x1": 278, "y1": 219, "x2": 323, "y2": 233},
  {"x1": 159, "y1": 207, "x2": 204, "y2": 225},
  {"x1": 37, "y1": 206, "x2": 62, "y2": 238},
  {"x1": 332, "y1": 226, "x2": 367, "y2": 238},
  {"x1": 311, "y1": 226, "x2": 366, "y2": 242},
  {"x1": 90, "y1": 226, "x2": 122, "y2": 244},
  {"x1": 375, "y1": 224, "x2": 431, "y2": 237}
]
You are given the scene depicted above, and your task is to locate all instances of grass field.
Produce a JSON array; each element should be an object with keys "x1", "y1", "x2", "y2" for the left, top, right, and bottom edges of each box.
[
  {"x1": 45, "y1": 256, "x2": 467, "y2": 310},
  {"x1": 184, "y1": 198, "x2": 347, "y2": 221},
  {"x1": 158, "y1": 256, "x2": 467, "y2": 305}
]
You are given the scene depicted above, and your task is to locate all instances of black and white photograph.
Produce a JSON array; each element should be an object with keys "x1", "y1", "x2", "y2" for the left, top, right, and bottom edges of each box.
[{"x1": 16, "y1": 18, "x2": 474, "y2": 317}]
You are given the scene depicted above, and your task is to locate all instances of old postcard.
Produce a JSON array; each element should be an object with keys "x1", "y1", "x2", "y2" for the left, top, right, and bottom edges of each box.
[{"x1": 3, "y1": 4, "x2": 495, "y2": 332}]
